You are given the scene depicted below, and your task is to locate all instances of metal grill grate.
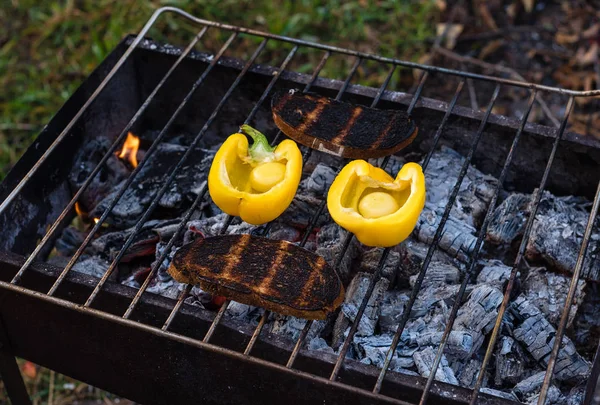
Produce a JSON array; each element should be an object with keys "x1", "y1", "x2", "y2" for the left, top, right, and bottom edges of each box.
[{"x1": 1, "y1": 6, "x2": 600, "y2": 405}]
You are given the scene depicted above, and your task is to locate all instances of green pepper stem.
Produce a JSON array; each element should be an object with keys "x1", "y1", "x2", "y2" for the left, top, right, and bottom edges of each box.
[{"x1": 241, "y1": 124, "x2": 275, "y2": 161}]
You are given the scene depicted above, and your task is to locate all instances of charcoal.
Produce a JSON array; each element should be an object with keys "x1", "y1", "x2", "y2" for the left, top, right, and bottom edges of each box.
[
  {"x1": 55, "y1": 227, "x2": 86, "y2": 257},
  {"x1": 92, "y1": 144, "x2": 211, "y2": 228},
  {"x1": 69, "y1": 137, "x2": 130, "y2": 212},
  {"x1": 72, "y1": 256, "x2": 112, "y2": 279},
  {"x1": 301, "y1": 162, "x2": 336, "y2": 196},
  {"x1": 352, "y1": 334, "x2": 398, "y2": 368},
  {"x1": 509, "y1": 296, "x2": 590, "y2": 381},
  {"x1": 185, "y1": 214, "x2": 256, "y2": 240},
  {"x1": 494, "y1": 336, "x2": 526, "y2": 386},
  {"x1": 476, "y1": 259, "x2": 512, "y2": 288},
  {"x1": 409, "y1": 262, "x2": 460, "y2": 288},
  {"x1": 267, "y1": 222, "x2": 301, "y2": 242},
  {"x1": 316, "y1": 223, "x2": 359, "y2": 282},
  {"x1": 479, "y1": 388, "x2": 519, "y2": 402},
  {"x1": 413, "y1": 346, "x2": 459, "y2": 385},
  {"x1": 415, "y1": 330, "x2": 476, "y2": 359},
  {"x1": 90, "y1": 218, "x2": 180, "y2": 261},
  {"x1": 279, "y1": 193, "x2": 331, "y2": 228},
  {"x1": 565, "y1": 385, "x2": 586, "y2": 405},
  {"x1": 332, "y1": 272, "x2": 389, "y2": 348},
  {"x1": 394, "y1": 236, "x2": 460, "y2": 286},
  {"x1": 379, "y1": 290, "x2": 410, "y2": 334},
  {"x1": 269, "y1": 314, "x2": 308, "y2": 341},
  {"x1": 225, "y1": 301, "x2": 260, "y2": 325},
  {"x1": 410, "y1": 284, "x2": 474, "y2": 320},
  {"x1": 307, "y1": 337, "x2": 334, "y2": 354},
  {"x1": 487, "y1": 191, "x2": 600, "y2": 281},
  {"x1": 453, "y1": 285, "x2": 504, "y2": 357},
  {"x1": 416, "y1": 213, "x2": 478, "y2": 262},
  {"x1": 486, "y1": 193, "x2": 530, "y2": 244},
  {"x1": 572, "y1": 283, "x2": 600, "y2": 353},
  {"x1": 521, "y1": 266, "x2": 585, "y2": 327},
  {"x1": 526, "y1": 193, "x2": 600, "y2": 281},
  {"x1": 457, "y1": 359, "x2": 483, "y2": 388},
  {"x1": 513, "y1": 371, "x2": 562, "y2": 404},
  {"x1": 360, "y1": 248, "x2": 399, "y2": 285},
  {"x1": 415, "y1": 147, "x2": 499, "y2": 261}
]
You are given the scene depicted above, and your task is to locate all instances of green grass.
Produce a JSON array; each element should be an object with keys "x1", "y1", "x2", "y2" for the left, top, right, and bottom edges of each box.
[{"x1": 0, "y1": 0, "x2": 439, "y2": 180}]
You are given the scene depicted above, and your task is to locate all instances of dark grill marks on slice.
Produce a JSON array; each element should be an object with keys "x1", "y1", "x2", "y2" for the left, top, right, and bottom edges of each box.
[
  {"x1": 167, "y1": 234, "x2": 344, "y2": 319},
  {"x1": 271, "y1": 89, "x2": 418, "y2": 159}
]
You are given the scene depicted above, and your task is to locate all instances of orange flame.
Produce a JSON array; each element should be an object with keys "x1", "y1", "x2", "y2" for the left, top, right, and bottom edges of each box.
[
  {"x1": 93, "y1": 218, "x2": 100, "y2": 224},
  {"x1": 118, "y1": 132, "x2": 140, "y2": 168},
  {"x1": 75, "y1": 202, "x2": 85, "y2": 217}
]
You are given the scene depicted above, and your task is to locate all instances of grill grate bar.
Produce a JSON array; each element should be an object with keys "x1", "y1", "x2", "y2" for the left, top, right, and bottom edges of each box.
[
  {"x1": 469, "y1": 96, "x2": 576, "y2": 405},
  {"x1": 123, "y1": 45, "x2": 301, "y2": 319},
  {"x1": 168, "y1": 51, "x2": 333, "y2": 340},
  {"x1": 538, "y1": 165, "x2": 600, "y2": 403},
  {"x1": 164, "y1": 6, "x2": 600, "y2": 97},
  {"x1": 374, "y1": 83, "x2": 501, "y2": 393},
  {"x1": 122, "y1": 183, "x2": 208, "y2": 319},
  {"x1": 204, "y1": 56, "x2": 363, "y2": 344},
  {"x1": 286, "y1": 68, "x2": 428, "y2": 370},
  {"x1": 418, "y1": 89, "x2": 537, "y2": 405},
  {"x1": 83, "y1": 40, "x2": 300, "y2": 308},
  {"x1": 244, "y1": 309, "x2": 270, "y2": 355},
  {"x1": 9, "y1": 27, "x2": 209, "y2": 286},
  {"x1": 585, "y1": 339, "x2": 600, "y2": 404},
  {"x1": 42, "y1": 32, "x2": 240, "y2": 296}
]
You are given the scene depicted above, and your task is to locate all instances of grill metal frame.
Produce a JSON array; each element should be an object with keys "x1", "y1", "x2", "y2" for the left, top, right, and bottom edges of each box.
[{"x1": 1, "y1": 6, "x2": 600, "y2": 405}]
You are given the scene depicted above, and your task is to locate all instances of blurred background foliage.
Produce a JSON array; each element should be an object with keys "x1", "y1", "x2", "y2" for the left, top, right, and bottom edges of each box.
[{"x1": 0, "y1": 0, "x2": 440, "y2": 180}]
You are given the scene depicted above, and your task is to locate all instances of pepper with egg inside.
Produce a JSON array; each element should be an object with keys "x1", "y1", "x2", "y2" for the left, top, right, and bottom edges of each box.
[
  {"x1": 327, "y1": 160, "x2": 426, "y2": 247},
  {"x1": 208, "y1": 124, "x2": 302, "y2": 225}
]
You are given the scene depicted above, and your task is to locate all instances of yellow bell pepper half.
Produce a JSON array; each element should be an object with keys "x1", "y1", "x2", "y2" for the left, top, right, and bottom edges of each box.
[
  {"x1": 208, "y1": 125, "x2": 302, "y2": 225},
  {"x1": 327, "y1": 160, "x2": 426, "y2": 247}
]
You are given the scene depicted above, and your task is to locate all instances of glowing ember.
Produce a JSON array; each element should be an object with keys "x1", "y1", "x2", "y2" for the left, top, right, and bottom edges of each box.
[
  {"x1": 93, "y1": 218, "x2": 100, "y2": 224},
  {"x1": 118, "y1": 132, "x2": 140, "y2": 167}
]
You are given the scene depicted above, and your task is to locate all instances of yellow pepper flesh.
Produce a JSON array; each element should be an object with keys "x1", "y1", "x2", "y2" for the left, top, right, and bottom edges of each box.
[
  {"x1": 208, "y1": 125, "x2": 302, "y2": 225},
  {"x1": 327, "y1": 160, "x2": 426, "y2": 247}
]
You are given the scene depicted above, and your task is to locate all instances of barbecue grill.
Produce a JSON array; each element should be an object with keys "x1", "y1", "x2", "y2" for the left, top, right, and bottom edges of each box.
[{"x1": 1, "y1": 6, "x2": 600, "y2": 405}]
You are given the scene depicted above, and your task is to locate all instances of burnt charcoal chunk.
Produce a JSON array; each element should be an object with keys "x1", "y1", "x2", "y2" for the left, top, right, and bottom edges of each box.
[
  {"x1": 91, "y1": 143, "x2": 210, "y2": 228},
  {"x1": 69, "y1": 137, "x2": 130, "y2": 211},
  {"x1": 509, "y1": 296, "x2": 590, "y2": 382}
]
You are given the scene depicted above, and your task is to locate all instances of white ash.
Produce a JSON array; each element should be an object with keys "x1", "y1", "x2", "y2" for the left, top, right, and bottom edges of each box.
[
  {"x1": 409, "y1": 262, "x2": 461, "y2": 289},
  {"x1": 521, "y1": 266, "x2": 586, "y2": 327},
  {"x1": 453, "y1": 285, "x2": 504, "y2": 357},
  {"x1": 413, "y1": 346, "x2": 459, "y2": 385},
  {"x1": 509, "y1": 296, "x2": 590, "y2": 382},
  {"x1": 332, "y1": 272, "x2": 389, "y2": 348},
  {"x1": 494, "y1": 336, "x2": 527, "y2": 386},
  {"x1": 486, "y1": 193, "x2": 530, "y2": 244},
  {"x1": 277, "y1": 163, "x2": 335, "y2": 228},
  {"x1": 72, "y1": 256, "x2": 112, "y2": 279},
  {"x1": 513, "y1": 372, "x2": 563, "y2": 404},
  {"x1": 479, "y1": 388, "x2": 520, "y2": 402},
  {"x1": 476, "y1": 259, "x2": 512, "y2": 288},
  {"x1": 316, "y1": 223, "x2": 360, "y2": 282},
  {"x1": 487, "y1": 191, "x2": 600, "y2": 281},
  {"x1": 457, "y1": 359, "x2": 483, "y2": 389},
  {"x1": 360, "y1": 248, "x2": 400, "y2": 285},
  {"x1": 414, "y1": 147, "x2": 499, "y2": 261}
]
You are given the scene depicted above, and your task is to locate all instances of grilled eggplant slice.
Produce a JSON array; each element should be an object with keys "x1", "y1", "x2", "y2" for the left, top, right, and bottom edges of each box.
[
  {"x1": 168, "y1": 234, "x2": 344, "y2": 320},
  {"x1": 272, "y1": 89, "x2": 418, "y2": 158}
]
